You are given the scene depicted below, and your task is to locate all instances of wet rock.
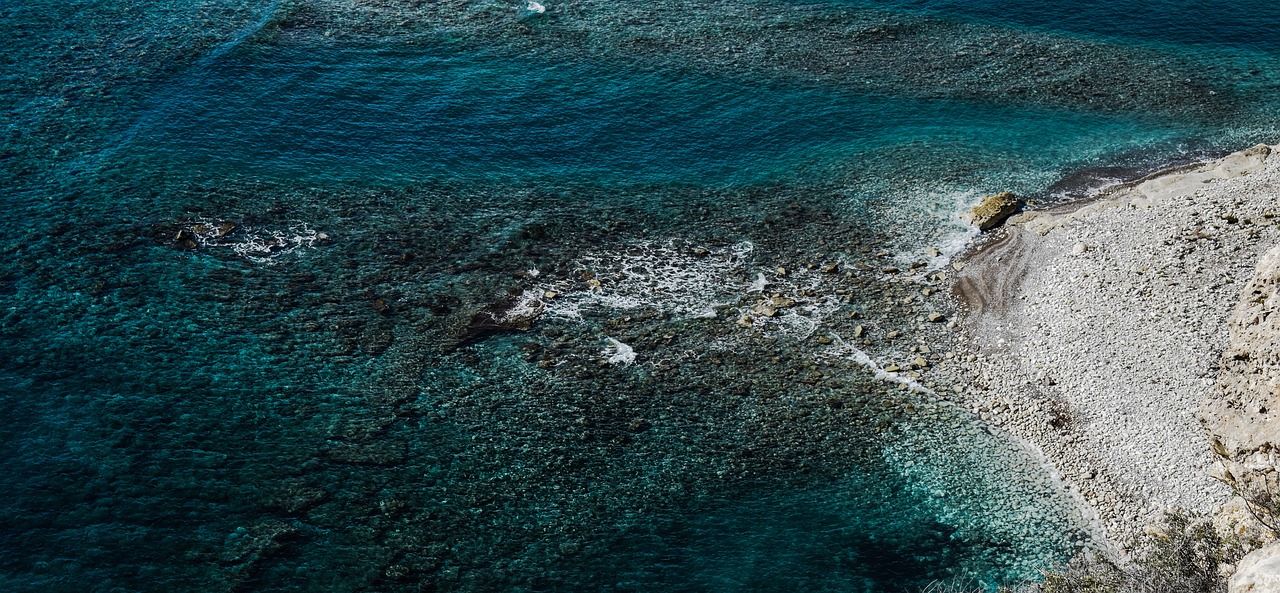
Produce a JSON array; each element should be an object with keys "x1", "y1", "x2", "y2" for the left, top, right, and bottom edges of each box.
[
  {"x1": 264, "y1": 481, "x2": 327, "y2": 514},
  {"x1": 769, "y1": 295, "x2": 796, "y2": 308},
  {"x1": 174, "y1": 229, "x2": 199, "y2": 250},
  {"x1": 193, "y1": 220, "x2": 236, "y2": 238},
  {"x1": 378, "y1": 497, "x2": 407, "y2": 516},
  {"x1": 428, "y1": 294, "x2": 460, "y2": 316},
  {"x1": 965, "y1": 192, "x2": 1023, "y2": 232},
  {"x1": 360, "y1": 324, "x2": 394, "y2": 356},
  {"x1": 385, "y1": 564, "x2": 412, "y2": 581},
  {"x1": 460, "y1": 294, "x2": 544, "y2": 344}
]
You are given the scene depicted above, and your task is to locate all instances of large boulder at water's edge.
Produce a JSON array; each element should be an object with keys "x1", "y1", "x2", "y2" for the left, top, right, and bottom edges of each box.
[{"x1": 964, "y1": 192, "x2": 1023, "y2": 232}]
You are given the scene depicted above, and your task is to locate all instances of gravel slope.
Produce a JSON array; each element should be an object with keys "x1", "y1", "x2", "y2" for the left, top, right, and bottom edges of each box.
[{"x1": 943, "y1": 144, "x2": 1280, "y2": 546}]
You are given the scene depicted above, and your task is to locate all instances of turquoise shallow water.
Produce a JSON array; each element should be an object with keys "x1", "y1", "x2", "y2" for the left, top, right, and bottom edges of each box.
[{"x1": 2, "y1": 1, "x2": 1280, "y2": 591}]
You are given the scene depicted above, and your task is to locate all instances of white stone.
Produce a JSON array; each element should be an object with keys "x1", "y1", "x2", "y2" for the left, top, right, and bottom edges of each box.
[{"x1": 1232, "y1": 543, "x2": 1280, "y2": 593}]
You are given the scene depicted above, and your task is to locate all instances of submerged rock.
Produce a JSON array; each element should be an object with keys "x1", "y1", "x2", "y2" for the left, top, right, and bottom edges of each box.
[{"x1": 965, "y1": 192, "x2": 1023, "y2": 232}]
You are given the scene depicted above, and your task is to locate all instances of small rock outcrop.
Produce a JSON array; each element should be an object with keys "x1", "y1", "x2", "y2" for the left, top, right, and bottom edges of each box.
[
  {"x1": 1232, "y1": 542, "x2": 1280, "y2": 593},
  {"x1": 460, "y1": 291, "x2": 545, "y2": 344},
  {"x1": 964, "y1": 192, "x2": 1023, "y2": 232}
]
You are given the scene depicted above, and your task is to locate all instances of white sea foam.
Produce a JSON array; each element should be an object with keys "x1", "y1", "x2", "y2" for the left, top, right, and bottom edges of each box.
[
  {"x1": 538, "y1": 239, "x2": 756, "y2": 321},
  {"x1": 533, "y1": 238, "x2": 861, "y2": 347},
  {"x1": 889, "y1": 188, "x2": 984, "y2": 276},
  {"x1": 825, "y1": 333, "x2": 934, "y2": 394},
  {"x1": 499, "y1": 289, "x2": 547, "y2": 324},
  {"x1": 184, "y1": 217, "x2": 321, "y2": 264},
  {"x1": 602, "y1": 337, "x2": 636, "y2": 366},
  {"x1": 734, "y1": 266, "x2": 843, "y2": 341}
]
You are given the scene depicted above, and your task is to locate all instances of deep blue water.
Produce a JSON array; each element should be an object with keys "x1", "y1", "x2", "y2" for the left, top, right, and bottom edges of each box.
[
  {"x1": 2, "y1": 1, "x2": 1279, "y2": 592},
  {"x1": 865, "y1": 0, "x2": 1280, "y2": 52}
]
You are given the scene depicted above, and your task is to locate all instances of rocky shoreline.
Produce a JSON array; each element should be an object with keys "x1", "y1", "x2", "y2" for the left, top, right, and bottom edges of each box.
[{"x1": 937, "y1": 144, "x2": 1280, "y2": 549}]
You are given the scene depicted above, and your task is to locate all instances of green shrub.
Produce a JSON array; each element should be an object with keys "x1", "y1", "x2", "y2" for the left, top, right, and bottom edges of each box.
[
  {"x1": 922, "y1": 512, "x2": 1248, "y2": 593},
  {"x1": 1040, "y1": 512, "x2": 1245, "y2": 593}
]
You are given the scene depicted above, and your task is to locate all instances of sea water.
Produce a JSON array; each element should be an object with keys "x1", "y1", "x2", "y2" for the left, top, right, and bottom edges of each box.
[{"x1": 2, "y1": 1, "x2": 1279, "y2": 591}]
